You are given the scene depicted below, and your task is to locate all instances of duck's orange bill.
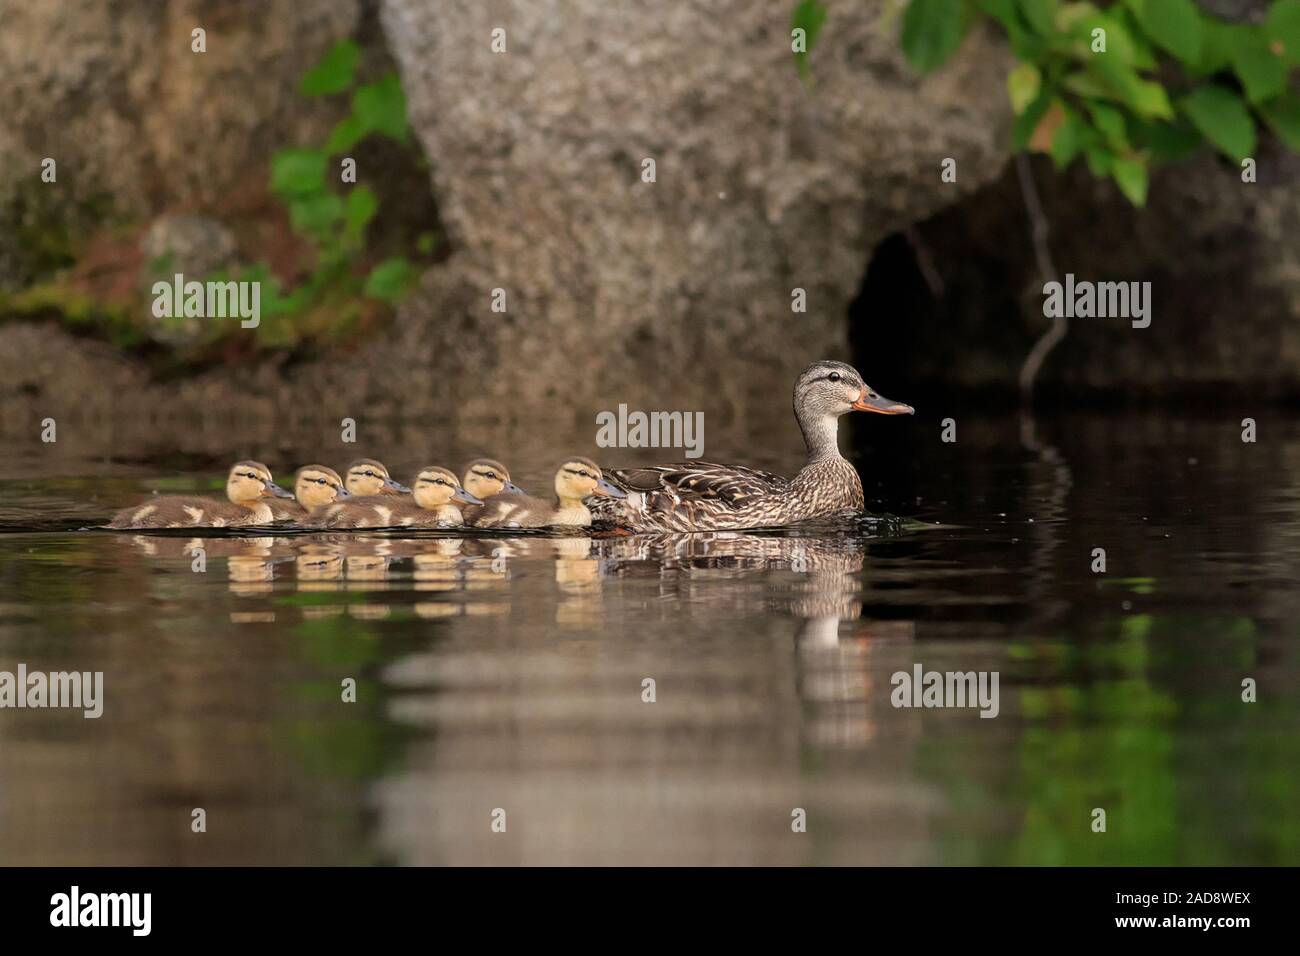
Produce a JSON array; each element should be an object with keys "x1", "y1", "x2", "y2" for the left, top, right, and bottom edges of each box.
[{"x1": 852, "y1": 390, "x2": 914, "y2": 415}]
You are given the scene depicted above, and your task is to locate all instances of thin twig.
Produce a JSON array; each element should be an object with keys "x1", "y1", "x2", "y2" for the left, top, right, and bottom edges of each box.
[
  {"x1": 1015, "y1": 154, "x2": 1065, "y2": 402},
  {"x1": 903, "y1": 225, "x2": 945, "y2": 300}
]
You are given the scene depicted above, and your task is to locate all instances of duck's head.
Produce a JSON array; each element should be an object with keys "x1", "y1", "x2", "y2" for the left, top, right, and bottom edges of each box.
[
  {"x1": 554, "y1": 457, "x2": 626, "y2": 504},
  {"x1": 462, "y1": 458, "x2": 525, "y2": 501},
  {"x1": 795, "y1": 360, "x2": 913, "y2": 420},
  {"x1": 345, "y1": 459, "x2": 411, "y2": 497},
  {"x1": 226, "y1": 461, "x2": 292, "y2": 504},
  {"x1": 294, "y1": 465, "x2": 349, "y2": 512},
  {"x1": 412, "y1": 466, "x2": 483, "y2": 510}
]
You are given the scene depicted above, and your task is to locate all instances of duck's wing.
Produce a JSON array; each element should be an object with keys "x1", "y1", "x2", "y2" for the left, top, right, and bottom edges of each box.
[
  {"x1": 469, "y1": 492, "x2": 551, "y2": 528},
  {"x1": 607, "y1": 461, "x2": 790, "y2": 508}
]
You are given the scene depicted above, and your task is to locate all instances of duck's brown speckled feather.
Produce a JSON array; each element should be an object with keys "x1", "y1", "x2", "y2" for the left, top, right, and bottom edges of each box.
[
  {"x1": 589, "y1": 457, "x2": 863, "y2": 532},
  {"x1": 106, "y1": 496, "x2": 274, "y2": 529}
]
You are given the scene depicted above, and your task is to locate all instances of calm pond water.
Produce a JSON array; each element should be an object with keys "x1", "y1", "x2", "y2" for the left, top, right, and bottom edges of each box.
[{"x1": 0, "y1": 409, "x2": 1296, "y2": 865}]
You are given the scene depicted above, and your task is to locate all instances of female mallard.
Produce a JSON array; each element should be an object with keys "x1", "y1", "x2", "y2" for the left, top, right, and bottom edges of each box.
[
  {"x1": 459, "y1": 458, "x2": 526, "y2": 524},
  {"x1": 269, "y1": 465, "x2": 351, "y2": 521},
  {"x1": 471, "y1": 457, "x2": 626, "y2": 529},
  {"x1": 107, "y1": 460, "x2": 293, "y2": 529},
  {"x1": 588, "y1": 360, "x2": 913, "y2": 532},
  {"x1": 316, "y1": 466, "x2": 481, "y2": 529}
]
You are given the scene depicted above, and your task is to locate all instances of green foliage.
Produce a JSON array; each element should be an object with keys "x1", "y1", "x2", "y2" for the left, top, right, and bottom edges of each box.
[
  {"x1": 903, "y1": 0, "x2": 969, "y2": 72},
  {"x1": 792, "y1": 0, "x2": 828, "y2": 79},
  {"x1": 300, "y1": 39, "x2": 360, "y2": 96},
  {"x1": 253, "y1": 41, "x2": 427, "y2": 347},
  {"x1": 802, "y1": 1, "x2": 1300, "y2": 206},
  {"x1": 1181, "y1": 85, "x2": 1256, "y2": 161}
]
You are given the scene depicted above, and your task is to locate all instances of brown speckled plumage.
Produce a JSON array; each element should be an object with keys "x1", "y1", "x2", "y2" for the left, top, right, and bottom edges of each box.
[
  {"x1": 106, "y1": 461, "x2": 290, "y2": 529},
  {"x1": 589, "y1": 361, "x2": 910, "y2": 532}
]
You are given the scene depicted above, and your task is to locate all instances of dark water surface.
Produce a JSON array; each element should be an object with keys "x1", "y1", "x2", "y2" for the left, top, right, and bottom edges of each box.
[{"x1": 0, "y1": 410, "x2": 1296, "y2": 865}]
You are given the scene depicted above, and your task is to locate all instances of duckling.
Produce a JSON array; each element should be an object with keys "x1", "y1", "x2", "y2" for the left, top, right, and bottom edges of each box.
[
  {"x1": 470, "y1": 457, "x2": 626, "y2": 529},
  {"x1": 309, "y1": 457, "x2": 412, "y2": 527},
  {"x1": 459, "y1": 458, "x2": 526, "y2": 524},
  {"x1": 344, "y1": 459, "x2": 411, "y2": 497},
  {"x1": 317, "y1": 466, "x2": 481, "y2": 529},
  {"x1": 107, "y1": 461, "x2": 292, "y2": 529},
  {"x1": 268, "y1": 465, "x2": 351, "y2": 521}
]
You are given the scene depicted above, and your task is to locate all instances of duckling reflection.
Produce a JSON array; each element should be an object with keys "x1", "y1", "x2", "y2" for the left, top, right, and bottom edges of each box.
[
  {"x1": 117, "y1": 533, "x2": 284, "y2": 595},
  {"x1": 552, "y1": 536, "x2": 604, "y2": 626},
  {"x1": 345, "y1": 540, "x2": 396, "y2": 588},
  {"x1": 226, "y1": 536, "x2": 278, "y2": 596},
  {"x1": 295, "y1": 541, "x2": 345, "y2": 590},
  {"x1": 413, "y1": 539, "x2": 466, "y2": 592}
]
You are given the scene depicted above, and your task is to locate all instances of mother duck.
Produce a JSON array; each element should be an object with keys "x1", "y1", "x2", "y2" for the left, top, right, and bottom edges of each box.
[{"x1": 589, "y1": 360, "x2": 913, "y2": 532}]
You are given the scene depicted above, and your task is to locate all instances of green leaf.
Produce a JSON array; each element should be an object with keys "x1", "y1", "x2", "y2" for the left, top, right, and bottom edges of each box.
[
  {"x1": 1266, "y1": 0, "x2": 1300, "y2": 64},
  {"x1": 1134, "y1": 118, "x2": 1202, "y2": 162},
  {"x1": 1050, "y1": 108, "x2": 1089, "y2": 167},
  {"x1": 1125, "y1": 0, "x2": 1202, "y2": 66},
  {"x1": 1111, "y1": 8, "x2": 1158, "y2": 68},
  {"x1": 289, "y1": 193, "x2": 345, "y2": 239},
  {"x1": 902, "y1": 0, "x2": 968, "y2": 73},
  {"x1": 352, "y1": 75, "x2": 409, "y2": 142},
  {"x1": 325, "y1": 116, "x2": 365, "y2": 155},
  {"x1": 1065, "y1": 11, "x2": 1144, "y2": 66},
  {"x1": 1195, "y1": 21, "x2": 1238, "y2": 75},
  {"x1": 270, "y1": 149, "x2": 328, "y2": 199},
  {"x1": 982, "y1": 0, "x2": 1050, "y2": 59},
  {"x1": 975, "y1": 0, "x2": 1021, "y2": 28},
  {"x1": 1112, "y1": 156, "x2": 1148, "y2": 206},
  {"x1": 1082, "y1": 55, "x2": 1172, "y2": 118},
  {"x1": 1088, "y1": 100, "x2": 1129, "y2": 149},
  {"x1": 343, "y1": 186, "x2": 378, "y2": 247},
  {"x1": 1013, "y1": 91, "x2": 1053, "y2": 149},
  {"x1": 1008, "y1": 62, "x2": 1042, "y2": 113},
  {"x1": 1016, "y1": 0, "x2": 1058, "y2": 35},
  {"x1": 301, "y1": 40, "x2": 360, "y2": 97},
  {"x1": 1260, "y1": 91, "x2": 1300, "y2": 149},
  {"x1": 364, "y1": 257, "x2": 416, "y2": 303},
  {"x1": 1085, "y1": 144, "x2": 1114, "y2": 175},
  {"x1": 1130, "y1": 80, "x2": 1175, "y2": 120},
  {"x1": 1180, "y1": 86, "x2": 1256, "y2": 162},
  {"x1": 1062, "y1": 71, "x2": 1114, "y2": 100},
  {"x1": 791, "y1": 0, "x2": 828, "y2": 78},
  {"x1": 1231, "y1": 28, "x2": 1288, "y2": 104}
]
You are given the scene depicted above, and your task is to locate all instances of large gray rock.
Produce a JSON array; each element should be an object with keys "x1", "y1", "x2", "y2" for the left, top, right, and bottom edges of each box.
[{"x1": 376, "y1": 0, "x2": 1013, "y2": 419}]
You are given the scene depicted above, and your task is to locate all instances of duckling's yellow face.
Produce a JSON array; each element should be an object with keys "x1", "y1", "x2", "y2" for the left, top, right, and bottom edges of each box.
[
  {"x1": 346, "y1": 459, "x2": 410, "y2": 497},
  {"x1": 294, "y1": 466, "x2": 348, "y2": 512},
  {"x1": 413, "y1": 467, "x2": 482, "y2": 510},
  {"x1": 226, "y1": 461, "x2": 290, "y2": 505},
  {"x1": 554, "y1": 458, "x2": 625, "y2": 503},
  {"x1": 462, "y1": 459, "x2": 521, "y2": 501}
]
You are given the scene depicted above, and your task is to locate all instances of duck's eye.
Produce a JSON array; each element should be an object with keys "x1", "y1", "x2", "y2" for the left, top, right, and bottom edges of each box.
[
  {"x1": 486, "y1": 472, "x2": 497, "y2": 479},
  {"x1": 828, "y1": 372, "x2": 842, "y2": 382}
]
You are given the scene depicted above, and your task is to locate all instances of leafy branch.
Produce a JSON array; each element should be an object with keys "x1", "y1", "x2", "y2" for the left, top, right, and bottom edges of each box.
[
  {"x1": 799, "y1": 0, "x2": 1300, "y2": 205},
  {"x1": 241, "y1": 40, "x2": 430, "y2": 347}
]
